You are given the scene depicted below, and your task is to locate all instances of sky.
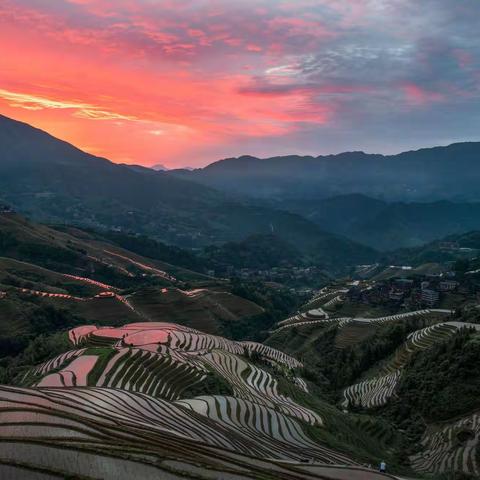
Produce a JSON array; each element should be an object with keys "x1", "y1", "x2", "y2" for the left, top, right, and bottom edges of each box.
[{"x1": 0, "y1": 0, "x2": 478, "y2": 168}]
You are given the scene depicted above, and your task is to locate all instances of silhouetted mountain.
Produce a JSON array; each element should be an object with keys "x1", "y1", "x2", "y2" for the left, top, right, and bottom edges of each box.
[
  {"x1": 152, "y1": 163, "x2": 169, "y2": 171},
  {"x1": 281, "y1": 194, "x2": 480, "y2": 250},
  {"x1": 120, "y1": 163, "x2": 156, "y2": 174},
  {"x1": 0, "y1": 114, "x2": 374, "y2": 268},
  {"x1": 170, "y1": 144, "x2": 480, "y2": 202}
]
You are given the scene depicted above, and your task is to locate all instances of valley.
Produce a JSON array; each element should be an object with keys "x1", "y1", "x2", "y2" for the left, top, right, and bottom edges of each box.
[{"x1": 2, "y1": 204, "x2": 480, "y2": 479}]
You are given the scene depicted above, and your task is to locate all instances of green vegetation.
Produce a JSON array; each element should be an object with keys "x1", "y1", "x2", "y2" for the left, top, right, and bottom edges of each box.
[
  {"x1": 0, "y1": 301, "x2": 84, "y2": 349},
  {"x1": 273, "y1": 371, "x2": 409, "y2": 472},
  {"x1": 78, "y1": 228, "x2": 210, "y2": 275},
  {"x1": 230, "y1": 279, "x2": 300, "y2": 320},
  {"x1": 388, "y1": 329, "x2": 480, "y2": 425},
  {"x1": 268, "y1": 317, "x2": 430, "y2": 396},
  {"x1": 85, "y1": 347, "x2": 116, "y2": 384},
  {"x1": 0, "y1": 297, "x2": 127, "y2": 384},
  {"x1": 226, "y1": 279, "x2": 301, "y2": 340},
  {"x1": 0, "y1": 331, "x2": 71, "y2": 384},
  {"x1": 383, "y1": 230, "x2": 480, "y2": 267},
  {"x1": 182, "y1": 365, "x2": 234, "y2": 397},
  {"x1": 202, "y1": 234, "x2": 302, "y2": 270}
]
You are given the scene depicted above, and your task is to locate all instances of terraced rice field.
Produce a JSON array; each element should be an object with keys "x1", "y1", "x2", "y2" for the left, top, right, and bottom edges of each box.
[
  {"x1": 354, "y1": 309, "x2": 452, "y2": 325},
  {"x1": 272, "y1": 308, "x2": 452, "y2": 337},
  {"x1": 342, "y1": 371, "x2": 401, "y2": 409},
  {"x1": 33, "y1": 323, "x2": 321, "y2": 427},
  {"x1": 334, "y1": 321, "x2": 377, "y2": 349},
  {"x1": 410, "y1": 412, "x2": 480, "y2": 475},
  {"x1": 18, "y1": 288, "x2": 86, "y2": 301},
  {"x1": 69, "y1": 323, "x2": 302, "y2": 371},
  {"x1": 405, "y1": 322, "x2": 458, "y2": 352},
  {"x1": 277, "y1": 308, "x2": 329, "y2": 328},
  {"x1": 37, "y1": 355, "x2": 99, "y2": 387},
  {"x1": 270, "y1": 316, "x2": 350, "y2": 335},
  {"x1": 30, "y1": 348, "x2": 87, "y2": 376},
  {"x1": 323, "y1": 295, "x2": 344, "y2": 309},
  {"x1": 69, "y1": 322, "x2": 197, "y2": 346},
  {"x1": 341, "y1": 321, "x2": 480, "y2": 410},
  {"x1": 377, "y1": 322, "x2": 461, "y2": 374},
  {"x1": 0, "y1": 385, "x2": 362, "y2": 479},
  {"x1": 201, "y1": 350, "x2": 321, "y2": 425},
  {"x1": 293, "y1": 376, "x2": 309, "y2": 393},
  {"x1": 1, "y1": 316, "x2": 376, "y2": 479},
  {"x1": 62, "y1": 273, "x2": 115, "y2": 291},
  {"x1": 26, "y1": 347, "x2": 206, "y2": 400},
  {"x1": 176, "y1": 395, "x2": 351, "y2": 464},
  {"x1": 379, "y1": 321, "x2": 480, "y2": 376},
  {"x1": 304, "y1": 289, "x2": 348, "y2": 309},
  {"x1": 240, "y1": 341, "x2": 302, "y2": 369}
]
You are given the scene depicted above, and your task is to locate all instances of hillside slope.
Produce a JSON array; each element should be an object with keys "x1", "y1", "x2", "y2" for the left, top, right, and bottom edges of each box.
[
  {"x1": 0, "y1": 211, "x2": 203, "y2": 284},
  {"x1": 0, "y1": 213, "x2": 272, "y2": 369},
  {"x1": 281, "y1": 194, "x2": 480, "y2": 250},
  {"x1": 266, "y1": 279, "x2": 480, "y2": 477}
]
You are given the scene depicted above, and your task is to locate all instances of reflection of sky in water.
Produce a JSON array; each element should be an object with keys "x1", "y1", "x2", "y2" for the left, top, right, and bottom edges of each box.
[
  {"x1": 123, "y1": 322, "x2": 192, "y2": 331},
  {"x1": 123, "y1": 330, "x2": 169, "y2": 346},
  {"x1": 94, "y1": 328, "x2": 132, "y2": 339},
  {"x1": 38, "y1": 356, "x2": 98, "y2": 387}
]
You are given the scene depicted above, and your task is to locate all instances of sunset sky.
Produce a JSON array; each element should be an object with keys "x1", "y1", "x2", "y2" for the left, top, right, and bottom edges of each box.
[{"x1": 0, "y1": 0, "x2": 478, "y2": 168}]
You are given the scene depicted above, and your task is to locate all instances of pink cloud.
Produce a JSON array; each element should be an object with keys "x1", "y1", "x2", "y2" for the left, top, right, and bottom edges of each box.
[
  {"x1": 453, "y1": 49, "x2": 473, "y2": 69},
  {"x1": 402, "y1": 83, "x2": 445, "y2": 106},
  {"x1": 0, "y1": 0, "x2": 474, "y2": 166}
]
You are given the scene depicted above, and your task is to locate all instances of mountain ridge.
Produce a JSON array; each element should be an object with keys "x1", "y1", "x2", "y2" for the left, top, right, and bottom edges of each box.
[
  {"x1": 169, "y1": 141, "x2": 480, "y2": 202},
  {"x1": 0, "y1": 113, "x2": 375, "y2": 268},
  {"x1": 195, "y1": 141, "x2": 480, "y2": 172}
]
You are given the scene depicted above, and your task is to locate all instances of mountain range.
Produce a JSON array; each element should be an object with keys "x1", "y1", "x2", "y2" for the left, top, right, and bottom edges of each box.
[
  {"x1": 3, "y1": 112, "x2": 480, "y2": 254},
  {"x1": 0, "y1": 114, "x2": 376, "y2": 269},
  {"x1": 167, "y1": 144, "x2": 480, "y2": 249},
  {"x1": 170, "y1": 143, "x2": 480, "y2": 202}
]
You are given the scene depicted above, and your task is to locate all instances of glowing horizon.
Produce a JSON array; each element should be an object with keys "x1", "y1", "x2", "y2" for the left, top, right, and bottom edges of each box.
[{"x1": 0, "y1": 0, "x2": 478, "y2": 168}]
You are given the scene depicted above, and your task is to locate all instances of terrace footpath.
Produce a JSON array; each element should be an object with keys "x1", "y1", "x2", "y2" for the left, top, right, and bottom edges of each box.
[{"x1": 276, "y1": 463, "x2": 415, "y2": 479}]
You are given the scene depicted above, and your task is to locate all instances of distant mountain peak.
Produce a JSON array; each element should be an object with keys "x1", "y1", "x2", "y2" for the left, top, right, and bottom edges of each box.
[{"x1": 152, "y1": 163, "x2": 169, "y2": 171}]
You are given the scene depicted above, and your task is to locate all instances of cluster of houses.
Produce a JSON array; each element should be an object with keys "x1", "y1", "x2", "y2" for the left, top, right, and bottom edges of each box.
[
  {"x1": 347, "y1": 275, "x2": 460, "y2": 308},
  {"x1": 208, "y1": 265, "x2": 324, "y2": 285}
]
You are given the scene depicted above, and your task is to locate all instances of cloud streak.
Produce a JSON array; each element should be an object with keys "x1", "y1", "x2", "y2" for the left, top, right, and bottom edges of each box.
[{"x1": 0, "y1": 88, "x2": 138, "y2": 121}]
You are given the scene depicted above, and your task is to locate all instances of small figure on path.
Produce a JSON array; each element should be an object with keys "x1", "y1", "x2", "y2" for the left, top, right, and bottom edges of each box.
[{"x1": 379, "y1": 460, "x2": 386, "y2": 473}]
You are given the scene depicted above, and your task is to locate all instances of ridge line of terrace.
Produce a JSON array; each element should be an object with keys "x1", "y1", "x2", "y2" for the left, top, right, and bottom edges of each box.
[{"x1": 269, "y1": 309, "x2": 454, "y2": 334}]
